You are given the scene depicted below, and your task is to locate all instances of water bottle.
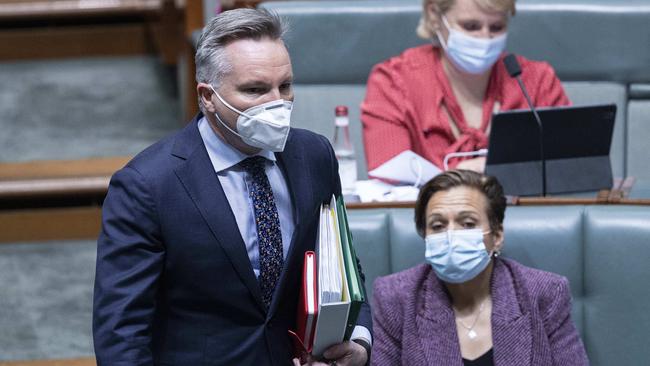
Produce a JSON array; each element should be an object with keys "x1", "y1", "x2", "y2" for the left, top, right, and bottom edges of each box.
[{"x1": 332, "y1": 106, "x2": 357, "y2": 195}]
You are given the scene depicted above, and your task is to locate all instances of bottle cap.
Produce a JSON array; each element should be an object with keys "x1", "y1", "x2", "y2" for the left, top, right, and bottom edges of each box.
[{"x1": 335, "y1": 105, "x2": 348, "y2": 116}]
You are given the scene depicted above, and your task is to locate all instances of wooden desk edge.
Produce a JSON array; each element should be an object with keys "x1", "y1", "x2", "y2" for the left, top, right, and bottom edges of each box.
[
  {"x1": 0, "y1": 0, "x2": 166, "y2": 21},
  {"x1": 0, "y1": 176, "x2": 110, "y2": 200},
  {"x1": 0, "y1": 357, "x2": 95, "y2": 366}
]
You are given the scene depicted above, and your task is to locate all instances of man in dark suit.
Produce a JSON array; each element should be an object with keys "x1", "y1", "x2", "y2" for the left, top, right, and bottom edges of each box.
[{"x1": 93, "y1": 8, "x2": 371, "y2": 366}]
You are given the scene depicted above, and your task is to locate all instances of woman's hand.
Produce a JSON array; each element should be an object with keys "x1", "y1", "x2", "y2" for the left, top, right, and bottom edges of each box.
[{"x1": 456, "y1": 157, "x2": 486, "y2": 172}]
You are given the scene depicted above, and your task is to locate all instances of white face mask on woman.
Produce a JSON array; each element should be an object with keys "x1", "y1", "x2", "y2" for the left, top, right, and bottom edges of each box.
[
  {"x1": 425, "y1": 228, "x2": 493, "y2": 283},
  {"x1": 436, "y1": 15, "x2": 507, "y2": 74},
  {"x1": 210, "y1": 85, "x2": 292, "y2": 152}
]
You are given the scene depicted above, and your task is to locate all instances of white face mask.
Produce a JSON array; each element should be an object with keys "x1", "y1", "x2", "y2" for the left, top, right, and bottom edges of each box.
[
  {"x1": 210, "y1": 85, "x2": 292, "y2": 152},
  {"x1": 436, "y1": 15, "x2": 507, "y2": 74},
  {"x1": 425, "y1": 228, "x2": 493, "y2": 283}
]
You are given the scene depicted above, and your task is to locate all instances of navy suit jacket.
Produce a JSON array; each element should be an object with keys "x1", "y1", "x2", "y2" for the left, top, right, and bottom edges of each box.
[{"x1": 93, "y1": 115, "x2": 372, "y2": 365}]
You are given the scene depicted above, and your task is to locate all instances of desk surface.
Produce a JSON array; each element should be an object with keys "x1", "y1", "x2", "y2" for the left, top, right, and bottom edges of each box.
[
  {"x1": 1, "y1": 158, "x2": 649, "y2": 242},
  {"x1": 2, "y1": 159, "x2": 649, "y2": 208}
]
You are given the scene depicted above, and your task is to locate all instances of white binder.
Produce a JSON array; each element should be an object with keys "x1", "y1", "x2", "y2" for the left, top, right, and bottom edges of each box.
[{"x1": 311, "y1": 196, "x2": 351, "y2": 356}]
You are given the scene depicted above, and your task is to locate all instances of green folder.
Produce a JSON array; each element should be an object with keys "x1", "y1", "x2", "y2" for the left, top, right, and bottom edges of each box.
[{"x1": 336, "y1": 195, "x2": 367, "y2": 340}]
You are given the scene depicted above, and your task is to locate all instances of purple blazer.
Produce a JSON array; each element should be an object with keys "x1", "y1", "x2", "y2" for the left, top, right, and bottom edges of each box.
[{"x1": 371, "y1": 258, "x2": 589, "y2": 365}]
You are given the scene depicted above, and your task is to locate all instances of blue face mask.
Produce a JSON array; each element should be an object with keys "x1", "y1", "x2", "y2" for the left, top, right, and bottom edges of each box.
[
  {"x1": 436, "y1": 15, "x2": 507, "y2": 74},
  {"x1": 425, "y1": 228, "x2": 492, "y2": 284}
]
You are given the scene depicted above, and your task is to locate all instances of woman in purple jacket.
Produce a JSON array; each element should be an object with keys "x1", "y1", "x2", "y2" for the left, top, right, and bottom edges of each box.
[{"x1": 371, "y1": 170, "x2": 588, "y2": 365}]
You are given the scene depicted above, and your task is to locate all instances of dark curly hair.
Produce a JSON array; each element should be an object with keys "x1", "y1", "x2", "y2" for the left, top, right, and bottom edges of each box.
[{"x1": 414, "y1": 170, "x2": 506, "y2": 237}]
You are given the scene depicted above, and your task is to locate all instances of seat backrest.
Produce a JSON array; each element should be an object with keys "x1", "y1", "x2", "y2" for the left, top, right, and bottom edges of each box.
[
  {"x1": 346, "y1": 209, "x2": 392, "y2": 300},
  {"x1": 626, "y1": 98, "x2": 650, "y2": 181},
  {"x1": 261, "y1": 0, "x2": 423, "y2": 85},
  {"x1": 501, "y1": 205, "x2": 585, "y2": 336},
  {"x1": 263, "y1": 0, "x2": 650, "y2": 84},
  {"x1": 583, "y1": 205, "x2": 650, "y2": 366}
]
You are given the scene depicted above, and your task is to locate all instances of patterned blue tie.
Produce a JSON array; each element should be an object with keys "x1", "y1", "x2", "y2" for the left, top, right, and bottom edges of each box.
[{"x1": 239, "y1": 156, "x2": 283, "y2": 308}]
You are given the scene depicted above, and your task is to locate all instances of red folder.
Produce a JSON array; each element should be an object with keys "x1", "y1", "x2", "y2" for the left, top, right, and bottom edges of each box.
[{"x1": 289, "y1": 251, "x2": 318, "y2": 360}]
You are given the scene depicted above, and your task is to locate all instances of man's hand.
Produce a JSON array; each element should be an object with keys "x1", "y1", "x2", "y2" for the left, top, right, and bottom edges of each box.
[{"x1": 292, "y1": 340, "x2": 368, "y2": 366}]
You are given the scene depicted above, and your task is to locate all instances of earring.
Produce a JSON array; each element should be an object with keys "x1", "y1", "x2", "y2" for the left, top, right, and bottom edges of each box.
[{"x1": 493, "y1": 250, "x2": 501, "y2": 258}]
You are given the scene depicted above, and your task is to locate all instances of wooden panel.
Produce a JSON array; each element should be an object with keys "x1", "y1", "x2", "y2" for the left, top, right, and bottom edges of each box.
[
  {"x1": 619, "y1": 198, "x2": 650, "y2": 205},
  {"x1": 346, "y1": 190, "x2": 650, "y2": 209},
  {"x1": 0, "y1": 358, "x2": 95, "y2": 366},
  {"x1": 0, "y1": 157, "x2": 128, "y2": 202},
  {"x1": 0, "y1": 206, "x2": 102, "y2": 243},
  {"x1": 0, "y1": 0, "x2": 161, "y2": 20},
  {"x1": 182, "y1": 0, "x2": 200, "y2": 120},
  {"x1": 0, "y1": 176, "x2": 110, "y2": 200},
  {"x1": 0, "y1": 156, "x2": 130, "y2": 180},
  {"x1": 183, "y1": 0, "x2": 203, "y2": 37},
  {"x1": 183, "y1": 38, "x2": 199, "y2": 120},
  {"x1": 148, "y1": 0, "x2": 183, "y2": 65},
  {"x1": 222, "y1": 0, "x2": 258, "y2": 10},
  {"x1": 222, "y1": 0, "x2": 295, "y2": 10},
  {"x1": 0, "y1": 24, "x2": 155, "y2": 60}
]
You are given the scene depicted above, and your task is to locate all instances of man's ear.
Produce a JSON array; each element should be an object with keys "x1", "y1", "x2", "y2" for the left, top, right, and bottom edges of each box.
[{"x1": 197, "y1": 83, "x2": 216, "y2": 113}]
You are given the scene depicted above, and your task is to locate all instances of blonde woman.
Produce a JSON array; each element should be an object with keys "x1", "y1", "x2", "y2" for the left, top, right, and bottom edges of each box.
[{"x1": 361, "y1": 0, "x2": 569, "y2": 173}]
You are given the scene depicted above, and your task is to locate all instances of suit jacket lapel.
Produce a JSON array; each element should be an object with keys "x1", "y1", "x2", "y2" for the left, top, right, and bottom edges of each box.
[
  {"x1": 172, "y1": 117, "x2": 265, "y2": 312},
  {"x1": 491, "y1": 259, "x2": 532, "y2": 366},
  {"x1": 416, "y1": 268, "x2": 464, "y2": 365},
  {"x1": 267, "y1": 134, "x2": 314, "y2": 315}
]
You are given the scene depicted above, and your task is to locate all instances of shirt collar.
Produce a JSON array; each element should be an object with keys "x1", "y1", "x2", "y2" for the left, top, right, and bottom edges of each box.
[{"x1": 198, "y1": 116, "x2": 275, "y2": 173}]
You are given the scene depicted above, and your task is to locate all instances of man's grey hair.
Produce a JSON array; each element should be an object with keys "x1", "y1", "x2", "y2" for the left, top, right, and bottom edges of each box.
[{"x1": 195, "y1": 8, "x2": 288, "y2": 111}]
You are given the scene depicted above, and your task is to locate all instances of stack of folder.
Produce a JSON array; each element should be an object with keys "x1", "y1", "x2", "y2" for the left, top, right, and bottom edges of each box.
[{"x1": 289, "y1": 195, "x2": 367, "y2": 359}]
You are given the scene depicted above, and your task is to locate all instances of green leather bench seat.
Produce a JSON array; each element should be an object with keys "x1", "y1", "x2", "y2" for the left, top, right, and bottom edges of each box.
[
  {"x1": 627, "y1": 100, "x2": 650, "y2": 182},
  {"x1": 583, "y1": 206, "x2": 650, "y2": 365}
]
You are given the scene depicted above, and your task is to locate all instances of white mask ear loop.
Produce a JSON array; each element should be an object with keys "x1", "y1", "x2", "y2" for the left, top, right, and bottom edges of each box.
[
  {"x1": 441, "y1": 15, "x2": 452, "y2": 32},
  {"x1": 210, "y1": 85, "x2": 246, "y2": 117},
  {"x1": 434, "y1": 15, "x2": 453, "y2": 49},
  {"x1": 209, "y1": 85, "x2": 287, "y2": 127},
  {"x1": 206, "y1": 85, "x2": 248, "y2": 140}
]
